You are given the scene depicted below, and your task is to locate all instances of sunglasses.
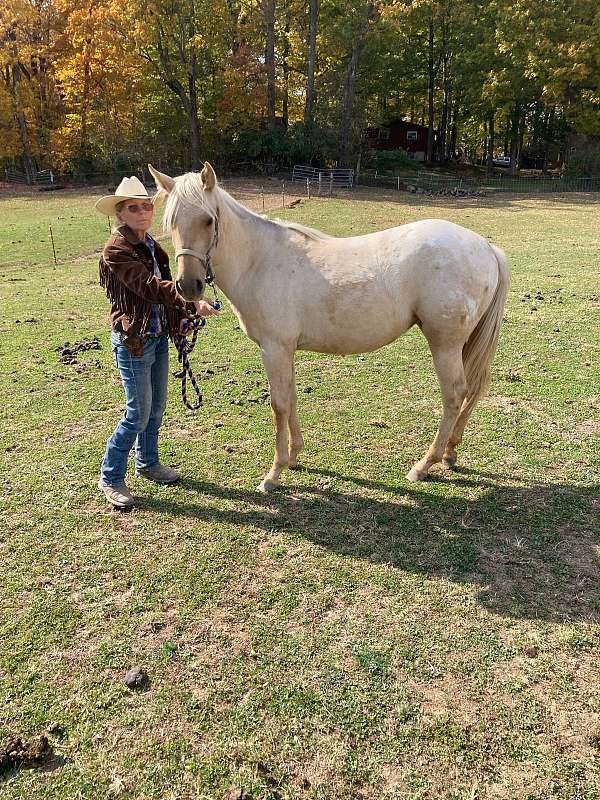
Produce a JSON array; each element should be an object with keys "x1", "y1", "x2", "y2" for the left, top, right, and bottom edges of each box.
[{"x1": 124, "y1": 201, "x2": 153, "y2": 213}]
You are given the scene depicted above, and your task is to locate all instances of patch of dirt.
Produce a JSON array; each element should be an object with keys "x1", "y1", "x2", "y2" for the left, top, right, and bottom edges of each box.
[
  {"x1": 409, "y1": 675, "x2": 480, "y2": 726},
  {"x1": 379, "y1": 764, "x2": 409, "y2": 794},
  {"x1": 61, "y1": 420, "x2": 102, "y2": 439},
  {"x1": 485, "y1": 765, "x2": 550, "y2": 799},
  {"x1": 481, "y1": 395, "x2": 519, "y2": 412},
  {"x1": 573, "y1": 419, "x2": 600, "y2": 436}
]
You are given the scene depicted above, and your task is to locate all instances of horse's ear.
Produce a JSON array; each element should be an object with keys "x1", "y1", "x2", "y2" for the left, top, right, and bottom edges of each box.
[
  {"x1": 148, "y1": 164, "x2": 175, "y2": 193},
  {"x1": 200, "y1": 161, "x2": 217, "y2": 191}
]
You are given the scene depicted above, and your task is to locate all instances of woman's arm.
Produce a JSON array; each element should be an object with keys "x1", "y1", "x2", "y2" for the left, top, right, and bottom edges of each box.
[{"x1": 103, "y1": 242, "x2": 188, "y2": 311}]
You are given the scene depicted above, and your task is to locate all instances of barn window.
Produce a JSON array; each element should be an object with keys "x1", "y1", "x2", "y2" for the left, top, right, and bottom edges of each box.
[{"x1": 406, "y1": 130, "x2": 418, "y2": 141}]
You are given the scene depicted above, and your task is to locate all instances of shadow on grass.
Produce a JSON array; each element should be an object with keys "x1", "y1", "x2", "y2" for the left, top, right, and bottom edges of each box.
[{"x1": 140, "y1": 467, "x2": 600, "y2": 624}]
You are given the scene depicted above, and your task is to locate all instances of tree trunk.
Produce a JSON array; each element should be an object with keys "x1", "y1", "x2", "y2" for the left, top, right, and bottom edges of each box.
[
  {"x1": 486, "y1": 113, "x2": 495, "y2": 175},
  {"x1": 448, "y1": 96, "x2": 459, "y2": 160},
  {"x1": 439, "y1": 14, "x2": 451, "y2": 163},
  {"x1": 483, "y1": 120, "x2": 488, "y2": 166},
  {"x1": 426, "y1": 17, "x2": 435, "y2": 165},
  {"x1": 509, "y1": 102, "x2": 520, "y2": 175},
  {"x1": 282, "y1": 15, "x2": 290, "y2": 129},
  {"x1": 304, "y1": 0, "x2": 319, "y2": 132},
  {"x1": 9, "y1": 65, "x2": 35, "y2": 181},
  {"x1": 150, "y1": 11, "x2": 202, "y2": 171},
  {"x1": 338, "y1": 0, "x2": 374, "y2": 167},
  {"x1": 188, "y1": 54, "x2": 201, "y2": 169},
  {"x1": 263, "y1": 0, "x2": 276, "y2": 128},
  {"x1": 543, "y1": 106, "x2": 555, "y2": 175},
  {"x1": 439, "y1": 53, "x2": 450, "y2": 162}
]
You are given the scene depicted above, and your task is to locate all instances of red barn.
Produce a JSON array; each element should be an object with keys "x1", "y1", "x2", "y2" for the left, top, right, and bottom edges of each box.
[{"x1": 365, "y1": 119, "x2": 432, "y2": 162}]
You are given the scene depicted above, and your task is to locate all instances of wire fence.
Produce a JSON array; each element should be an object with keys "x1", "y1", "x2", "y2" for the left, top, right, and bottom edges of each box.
[
  {"x1": 4, "y1": 166, "x2": 599, "y2": 271},
  {"x1": 357, "y1": 170, "x2": 600, "y2": 194},
  {"x1": 5, "y1": 164, "x2": 600, "y2": 195}
]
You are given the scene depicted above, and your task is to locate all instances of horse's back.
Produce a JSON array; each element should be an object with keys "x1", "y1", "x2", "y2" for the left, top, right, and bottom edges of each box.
[{"x1": 274, "y1": 218, "x2": 501, "y2": 355}]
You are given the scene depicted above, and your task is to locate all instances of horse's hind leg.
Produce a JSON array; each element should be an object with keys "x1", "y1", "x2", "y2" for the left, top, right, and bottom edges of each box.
[
  {"x1": 442, "y1": 399, "x2": 475, "y2": 469},
  {"x1": 258, "y1": 344, "x2": 296, "y2": 492},
  {"x1": 407, "y1": 343, "x2": 467, "y2": 482}
]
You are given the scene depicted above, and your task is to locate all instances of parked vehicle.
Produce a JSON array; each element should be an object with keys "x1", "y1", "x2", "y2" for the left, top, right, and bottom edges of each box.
[{"x1": 492, "y1": 156, "x2": 511, "y2": 167}]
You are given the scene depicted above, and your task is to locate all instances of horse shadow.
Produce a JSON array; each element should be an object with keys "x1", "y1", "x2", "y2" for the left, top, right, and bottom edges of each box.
[{"x1": 140, "y1": 467, "x2": 600, "y2": 624}]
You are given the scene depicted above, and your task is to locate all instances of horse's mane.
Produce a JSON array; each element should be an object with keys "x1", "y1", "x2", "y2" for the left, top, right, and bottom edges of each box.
[
  {"x1": 271, "y1": 218, "x2": 332, "y2": 241},
  {"x1": 160, "y1": 172, "x2": 332, "y2": 242}
]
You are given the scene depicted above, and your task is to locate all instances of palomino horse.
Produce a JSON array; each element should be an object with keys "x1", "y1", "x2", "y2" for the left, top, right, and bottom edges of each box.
[{"x1": 149, "y1": 163, "x2": 509, "y2": 492}]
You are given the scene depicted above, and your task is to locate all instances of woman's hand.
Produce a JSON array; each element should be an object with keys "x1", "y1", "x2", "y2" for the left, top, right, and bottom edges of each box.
[
  {"x1": 179, "y1": 318, "x2": 194, "y2": 336},
  {"x1": 193, "y1": 300, "x2": 220, "y2": 317}
]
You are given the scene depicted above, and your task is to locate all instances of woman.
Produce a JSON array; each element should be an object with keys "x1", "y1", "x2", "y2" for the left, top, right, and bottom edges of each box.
[{"x1": 95, "y1": 175, "x2": 218, "y2": 509}]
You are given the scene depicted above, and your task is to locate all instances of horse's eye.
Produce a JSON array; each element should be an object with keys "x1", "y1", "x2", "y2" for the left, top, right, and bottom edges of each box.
[{"x1": 205, "y1": 219, "x2": 213, "y2": 227}]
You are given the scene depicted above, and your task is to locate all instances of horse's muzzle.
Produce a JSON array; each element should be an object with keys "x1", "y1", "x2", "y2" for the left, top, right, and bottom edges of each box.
[{"x1": 176, "y1": 277, "x2": 205, "y2": 301}]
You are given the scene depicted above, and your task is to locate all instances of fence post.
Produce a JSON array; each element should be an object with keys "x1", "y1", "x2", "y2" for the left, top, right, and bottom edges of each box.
[
  {"x1": 49, "y1": 226, "x2": 58, "y2": 265},
  {"x1": 282, "y1": 180, "x2": 286, "y2": 208},
  {"x1": 329, "y1": 173, "x2": 333, "y2": 197},
  {"x1": 307, "y1": 178, "x2": 311, "y2": 200},
  {"x1": 261, "y1": 186, "x2": 265, "y2": 212},
  {"x1": 397, "y1": 176, "x2": 400, "y2": 191},
  {"x1": 318, "y1": 172, "x2": 322, "y2": 196}
]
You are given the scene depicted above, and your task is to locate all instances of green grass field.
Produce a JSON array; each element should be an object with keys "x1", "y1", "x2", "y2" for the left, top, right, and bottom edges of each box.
[{"x1": 0, "y1": 185, "x2": 599, "y2": 799}]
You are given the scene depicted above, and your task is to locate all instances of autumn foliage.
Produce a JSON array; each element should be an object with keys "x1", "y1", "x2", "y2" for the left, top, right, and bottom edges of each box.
[{"x1": 1, "y1": 0, "x2": 599, "y2": 176}]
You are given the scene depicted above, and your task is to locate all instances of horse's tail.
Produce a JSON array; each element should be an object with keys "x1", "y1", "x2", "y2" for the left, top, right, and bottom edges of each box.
[{"x1": 461, "y1": 244, "x2": 509, "y2": 417}]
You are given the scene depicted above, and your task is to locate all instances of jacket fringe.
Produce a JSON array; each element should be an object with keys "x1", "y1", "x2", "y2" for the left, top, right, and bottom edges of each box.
[{"x1": 99, "y1": 258, "x2": 182, "y2": 340}]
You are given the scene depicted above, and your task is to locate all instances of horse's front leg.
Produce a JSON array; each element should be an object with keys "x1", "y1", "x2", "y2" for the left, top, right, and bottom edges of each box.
[
  {"x1": 257, "y1": 344, "x2": 296, "y2": 492},
  {"x1": 287, "y1": 362, "x2": 304, "y2": 468}
]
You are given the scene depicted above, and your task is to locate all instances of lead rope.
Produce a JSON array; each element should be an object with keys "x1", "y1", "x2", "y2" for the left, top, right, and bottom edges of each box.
[
  {"x1": 174, "y1": 293, "x2": 221, "y2": 411},
  {"x1": 174, "y1": 211, "x2": 221, "y2": 410}
]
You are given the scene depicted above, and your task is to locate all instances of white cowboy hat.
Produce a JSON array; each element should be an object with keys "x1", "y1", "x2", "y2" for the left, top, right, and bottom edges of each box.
[{"x1": 94, "y1": 176, "x2": 152, "y2": 216}]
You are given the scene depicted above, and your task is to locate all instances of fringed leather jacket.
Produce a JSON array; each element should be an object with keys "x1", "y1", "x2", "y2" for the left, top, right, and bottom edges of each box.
[{"x1": 99, "y1": 224, "x2": 194, "y2": 355}]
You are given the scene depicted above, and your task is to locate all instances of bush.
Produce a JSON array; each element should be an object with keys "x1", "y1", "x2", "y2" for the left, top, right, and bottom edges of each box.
[
  {"x1": 363, "y1": 148, "x2": 414, "y2": 172},
  {"x1": 220, "y1": 123, "x2": 338, "y2": 172},
  {"x1": 563, "y1": 150, "x2": 600, "y2": 177}
]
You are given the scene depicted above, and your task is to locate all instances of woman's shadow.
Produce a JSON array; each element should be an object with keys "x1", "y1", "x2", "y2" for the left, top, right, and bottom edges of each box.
[{"x1": 141, "y1": 466, "x2": 600, "y2": 624}]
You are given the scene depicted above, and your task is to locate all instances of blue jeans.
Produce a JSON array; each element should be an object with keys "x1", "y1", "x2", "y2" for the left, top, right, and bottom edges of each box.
[{"x1": 100, "y1": 331, "x2": 169, "y2": 486}]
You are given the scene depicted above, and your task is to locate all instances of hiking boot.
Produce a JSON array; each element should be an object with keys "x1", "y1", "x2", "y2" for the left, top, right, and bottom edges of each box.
[
  {"x1": 135, "y1": 464, "x2": 180, "y2": 484},
  {"x1": 98, "y1": 479, "x2": 135, "y2": 509}
]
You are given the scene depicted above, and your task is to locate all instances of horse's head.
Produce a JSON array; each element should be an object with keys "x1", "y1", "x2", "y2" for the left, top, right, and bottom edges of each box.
[{"x1": 148, "y1": 162, "x2": 220, "y2": 301}]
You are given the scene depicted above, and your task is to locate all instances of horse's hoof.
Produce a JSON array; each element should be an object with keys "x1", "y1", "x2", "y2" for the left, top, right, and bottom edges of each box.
[
  {"x1": 257, "y1": 478, "x2": 278, "y2": 493},
  {"x1": 289, "y1": 461, "x2": 303, "y2": 471},
  {"x1": 406, "y1": 467, "x2": 427, "y2": 483},
  {"x1": 442, "y1": 456, "x2": 457, "y2": 470}
]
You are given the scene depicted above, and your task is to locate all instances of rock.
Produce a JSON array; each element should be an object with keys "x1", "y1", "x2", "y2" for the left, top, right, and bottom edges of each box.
[
  {"x1": 124, "y1": 667, "x2": 149, "y2": 689},
  {"x1": 524, "y1": 646, "x2": 539, "y2": 658}
]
